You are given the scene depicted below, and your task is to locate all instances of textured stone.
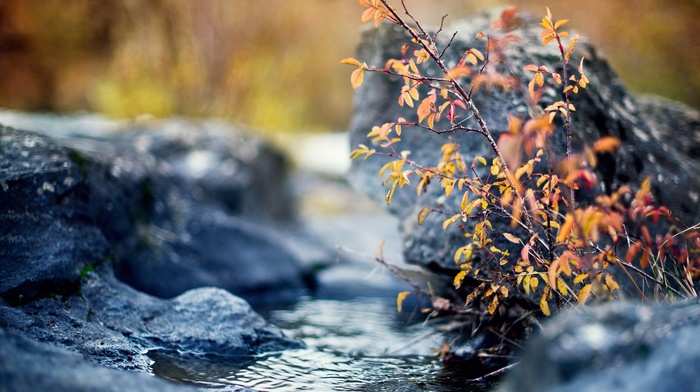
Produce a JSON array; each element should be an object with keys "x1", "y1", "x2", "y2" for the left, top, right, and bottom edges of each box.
[{"x1": 501, "y1": 300, "x2": 700, "y2": 392}]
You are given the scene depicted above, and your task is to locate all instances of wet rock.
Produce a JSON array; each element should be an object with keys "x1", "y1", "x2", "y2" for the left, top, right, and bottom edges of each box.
[
  {"x1": 347, "y1": 8, "x2": 700, "y2": 289},
  {"x1": 0, "y1": 126, "x2": 109, "y2": 303},
  {"x1": 0, "y1": 267, "x2": 303, "y2": 372},
  {"x1": 0, "y1": 329, "x2": 200, "y2": 392},
  {"x1": 0, "y1": 115, "x2": 317, "y2": 303},
  {"x1": 501, "y1": 299, "x2": 700, "y2": 392}
]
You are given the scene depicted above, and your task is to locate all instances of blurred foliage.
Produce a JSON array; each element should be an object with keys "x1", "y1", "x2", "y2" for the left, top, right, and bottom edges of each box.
[{"x1": 0, "y1": 0, "x2": 697, "y2": 134}]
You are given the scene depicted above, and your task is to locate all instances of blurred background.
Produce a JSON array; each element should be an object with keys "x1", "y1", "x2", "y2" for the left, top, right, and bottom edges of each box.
[{"x1": 0, "y1": 0, "x2": 697, "y2": 136}]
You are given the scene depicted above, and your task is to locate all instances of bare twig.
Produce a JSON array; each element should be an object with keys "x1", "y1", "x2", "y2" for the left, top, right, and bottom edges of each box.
[{"x1": 468, "y1": 362, "x2": 518, "y2": 382}]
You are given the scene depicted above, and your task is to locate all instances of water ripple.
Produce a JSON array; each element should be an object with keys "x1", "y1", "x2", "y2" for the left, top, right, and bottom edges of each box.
[{"x1": 149, "y1": 298, "x2": 489, "y2": 391}]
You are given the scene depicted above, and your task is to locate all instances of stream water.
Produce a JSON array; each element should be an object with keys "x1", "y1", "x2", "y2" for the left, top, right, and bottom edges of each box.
[{"x1": 149, "y1": 296, "x2": 492, "y2": 391}]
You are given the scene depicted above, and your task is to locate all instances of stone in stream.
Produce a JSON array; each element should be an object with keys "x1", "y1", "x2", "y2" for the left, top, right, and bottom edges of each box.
[{"x1": 501, "y1": 299, "x2": 700, "y2": 392}]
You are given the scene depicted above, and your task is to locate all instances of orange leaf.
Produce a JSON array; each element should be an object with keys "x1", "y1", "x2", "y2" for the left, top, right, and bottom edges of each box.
[
  {"x1": 361, "y1": 7, "x2": 375, "y2": 23},
  {"x1": 640, "y1": 248, "x2": 650, "y2": 269},
  {"x1": 556, "y1": 213, "x2": 575, "y2": 243},
  {"x1": 578, "y1": 284, "x2": 592, "y2": 304},
  {"x1": 487, "y1": 295, "x2": 500, "y2": 315},
  {"x1": 592, "y1": 136, "x2": 621, "y2": 153},
  {"x1": 351, "y1": 68, "x2": 365, "y2": 89},
  {"x1": 417, "y1": 96, "x2": 435, "y2": 124},
  {"x1": 446, "y1": 66, "x2": 472, "y2": 80},
  {"x1": 503, "y1": 232, "x2": 520, "y2": 244},
  {"x1": 548, "y1": 258, "x2": 560, "y2": 290}
]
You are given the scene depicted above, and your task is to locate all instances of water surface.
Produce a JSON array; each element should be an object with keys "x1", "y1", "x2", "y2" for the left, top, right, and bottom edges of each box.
[{"x1": 150, "y1": 297, "x2": 491, "y2": 391}]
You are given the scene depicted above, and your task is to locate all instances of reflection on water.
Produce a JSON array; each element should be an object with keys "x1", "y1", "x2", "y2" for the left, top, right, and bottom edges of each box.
[{"x1": 150, "y1": 298, "x2": 490, "y2": 391}]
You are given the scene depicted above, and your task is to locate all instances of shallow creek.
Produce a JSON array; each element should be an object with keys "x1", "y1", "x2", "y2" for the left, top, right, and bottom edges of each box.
[
  {"x1": 148, "y1": 157, "x2": 494, "y2": 391},
  {"x1": 148, "y1": 296, "x2": 490, "y2": 391}
]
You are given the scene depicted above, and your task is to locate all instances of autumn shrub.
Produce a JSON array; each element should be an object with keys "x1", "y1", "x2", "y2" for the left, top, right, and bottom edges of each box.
[{"x1": 343, "y1": 0, "x2": 700, "y2": 354}]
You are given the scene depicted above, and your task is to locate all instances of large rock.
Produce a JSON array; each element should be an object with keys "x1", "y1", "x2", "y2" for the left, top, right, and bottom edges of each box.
[
  {"x1": 0, "y1": 328, "x2": 201, "y2": 392},
  {"x1": 347, "y1": 9, "x2": 700, "y2": 288},
  {"x1": 0, "y1": 116, "x2": 316, "y2": 304},
  {"x1": 1, "y1": 267, "x2": 302, "y2": 373},
  {"x1": 501, "y1": 299, "x2": 700, "y2": 392}
]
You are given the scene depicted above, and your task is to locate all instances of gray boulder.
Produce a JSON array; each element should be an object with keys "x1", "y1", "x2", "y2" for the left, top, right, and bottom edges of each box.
[
  {"x1": 347, "y1": 9, "x2": 700, "y2": 290},
  {"x1": 1, "y1": 267, "x2": 302, "y2": 373},
  {"x1": 501, "y1": 299, "x2": 700, "y2": 392},
  {"x1": 0, "y1": 116, "x2": 316, "y2": 304},
  {"x1": 0, "y1": 328, "x2": 200, "y2": 392}
]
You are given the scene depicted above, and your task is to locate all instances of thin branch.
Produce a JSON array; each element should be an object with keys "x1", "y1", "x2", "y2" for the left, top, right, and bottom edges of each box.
[
  {"x1": 468, "y1": 362, "x2": 518, "y2": 382},
  {"x1": 439, "y1": 31, "x2": 459, "y2": 59}
]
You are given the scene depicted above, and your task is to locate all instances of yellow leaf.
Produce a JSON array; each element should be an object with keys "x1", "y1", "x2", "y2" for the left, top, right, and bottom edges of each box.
[
  {"x1": 385, "y1": 180, "x2": 398, "y2": 205},
  {"x1": 443, "y1": 178, "x2": 456, "y2": 197},
  {"x1": 378, "y1": 160, "x2": 395, "y2": 179},
  {"x1": 418, "y1": 207, "x2": 430, "y2": 225},
  {"x1": 453, "y1": 271, "x2": 467, "y2": 289},
  {"x1": 487, "y1": 296, "x2": 500, "y2": 315},
  {"x1": 554, "y1": 19, "x2": 569, "y2": 29},
  {"x1": 351, "y1": 68, "x2": 365, "y2": 89},
  {"x1": 503, "y1": 232, "x2": 520, "y2": 244},
  {"x1": 442, "y1": 214, "x2": 460, "y2": 230},
  {"x1": 491, "y1": 163, "x2": 500, "y2": 176},
  {"x1": 409, "y1": 58, "x2": 419, "y2": 74},
  {"x1": 396, "y1": 291, "x2": 411, "y2": 312},
  {"x1": 475, "y1": 156, "x2": 487, "y2": 166},
  {"x1": 540, "y1": 293, "x2": 551, "y2": 316},
  {"x1": 556, "y1": 278, "x2": 568, "y2": 296},
  {"x1": 530, "y1": 276, "x2": 539, "y2": 291},
  {"x1": 578, "y1": 283, "x2": 592, "y2": 304},
  {"x1": 605, "y1": 274, "x2": 619, "y2": 292},
  {"x1": 499, "y1": 285, "x2": 509, "y2": 298},
  {"x1": 339, "y1": 57, "x2": 362, "y2": 67},
  {"x1": 573, "y1": 273, "x2": 589, "y2": 285},
  {"x1": 523, "y1": 275, "x2": 531, "y2": 294}
]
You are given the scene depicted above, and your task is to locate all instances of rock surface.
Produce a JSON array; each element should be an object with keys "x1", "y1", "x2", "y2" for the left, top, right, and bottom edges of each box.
[
  {"x1": 347, "y1": 8, "x2": 700, "y2": 291},
  {"x1": 0, "y1": 328, "x2": 201, "y2": 392},
  {"x1": 0, "y1": 115, "x2": 311, "y2": 390},
  {"x1": 1, "y1": 267, "x2": 302, "y2": 372},
  {"x1": 0, "y1": 116, "x2": 318, "y2": 304},
  {"x1": 501, "y1": 299, "x2": 700, "y2": 392}
]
